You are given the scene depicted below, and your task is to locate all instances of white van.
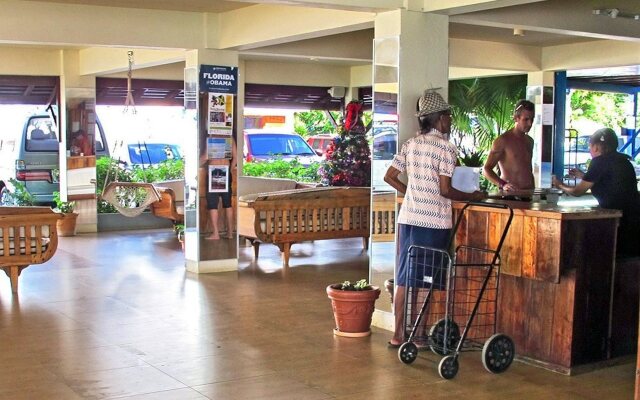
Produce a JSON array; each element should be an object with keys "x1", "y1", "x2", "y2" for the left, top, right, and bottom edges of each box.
[{"x1": 0, "y1": 114, "x2": 109, "y2": 205}]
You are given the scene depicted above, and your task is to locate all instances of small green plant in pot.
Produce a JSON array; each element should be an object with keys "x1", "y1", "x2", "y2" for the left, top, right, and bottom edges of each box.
[
  {"x1": 326, "y1": 278, "x2": 381, "y2": 337},
  {"x1": 53, "y1": 191, "x2": 78, "y2": 237},
  {"x1": 53, "y1": 191, "x2": 76, "y2": 214}
]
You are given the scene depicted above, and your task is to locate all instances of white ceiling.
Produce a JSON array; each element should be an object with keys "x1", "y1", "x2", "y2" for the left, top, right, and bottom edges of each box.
[{"x1": 22, "y1": 0, "x2": 254, "y2": 13}]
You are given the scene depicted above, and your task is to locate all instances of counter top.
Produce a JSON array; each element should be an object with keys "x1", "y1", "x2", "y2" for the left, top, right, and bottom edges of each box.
[{"x1": 454, "y1": 198, "x2": 622, "y2": 220}]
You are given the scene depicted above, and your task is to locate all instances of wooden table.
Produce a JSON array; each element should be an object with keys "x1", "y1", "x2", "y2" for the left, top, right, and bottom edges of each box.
[{"x1": 453, "y1": 200, "x2": 627, "y2": 374}]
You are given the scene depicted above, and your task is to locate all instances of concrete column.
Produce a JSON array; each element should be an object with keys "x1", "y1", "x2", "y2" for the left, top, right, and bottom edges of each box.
[
  {"x1": 184, "y1": 49, "x2": 240, "y2": 274},
  {"x1": 527, "y1": 71, "x2": 555, "y2": 188},
  {"x1": 371, "y1": 10, "x2": 449, "y2": 331},
  {"x1": 375, "y1": 9, "x2": 449, "y2": 145},
  {"x1": 59, "y1": 49, "x2": 98, "y2": 233}
]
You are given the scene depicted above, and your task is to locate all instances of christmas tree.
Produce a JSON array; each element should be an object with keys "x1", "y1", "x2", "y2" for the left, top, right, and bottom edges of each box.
[{"x1": 321, "y1": 100, "x2": 371, "y2": 187}]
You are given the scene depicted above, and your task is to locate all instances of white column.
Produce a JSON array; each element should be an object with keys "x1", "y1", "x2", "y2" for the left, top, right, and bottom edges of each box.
[
  {"x1": 184, "y1": 49, "x2": 240, "y2": 274},
  {"x1": 60, "y1": 49, "x2": 98, "y2": 233},
  {"x1": 376, "y1": 10, "x2": 449, "y2": 145},
  {"x1": 371, "y1": 10, "x2": 449, "y2": 331},
  {"x1": 527, "y1": 71, "x2": 555, "y2": 188}
]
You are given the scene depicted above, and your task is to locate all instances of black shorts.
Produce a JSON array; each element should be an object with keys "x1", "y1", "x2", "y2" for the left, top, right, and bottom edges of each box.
[{"x1": 206, "y1": 191, "x2": 231, "y2": 209}]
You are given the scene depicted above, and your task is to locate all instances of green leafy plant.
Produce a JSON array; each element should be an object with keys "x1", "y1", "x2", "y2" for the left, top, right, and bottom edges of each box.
[
  {"x1": 52, "y1": 191, "x2": 75, "y2": 213},
  {"x1": 96, "y1": 157, "x2": 185, "y2": 213},
  {"x1": 242, "y1": 158, "x2": 321, "y2": 183},
  {"x1": 174, "y1": 223, "x2": 185, "y2": 241},
  {"x1": 340, "y1": 279, "x2": 372, "y2": 291},
  {"x1": 449, "y1": 75, "x2": 527, "y2": 157},
  {"x1": 6, "y1": 178, "x2": 35, "y2": 206},
  {"x1": 174, "y1": 223, "x2": 185, "y2": 235},
  {"x1": 131, "y1": 159, "x2": 184, "y2": 183}
]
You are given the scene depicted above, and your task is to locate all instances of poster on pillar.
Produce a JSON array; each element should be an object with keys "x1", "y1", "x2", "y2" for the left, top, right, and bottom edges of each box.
[
  {"x1": 208, "y1": 93, "x2": 233, "y2": 136},
  {"x1": 199, "y1": 65, "x2": 238, "y2": 94}
]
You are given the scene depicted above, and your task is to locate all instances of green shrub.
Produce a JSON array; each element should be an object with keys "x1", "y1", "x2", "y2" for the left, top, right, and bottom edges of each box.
[
  {"x1": 131, "y1": 159, "x2": 184, "y2": 183},
  {"x1": 5, "y1": 178, "x2": 35, "y2": 206},
  {"x1": 96, "y1": 157, "x2": 185, "y2": 213},
  {"x1": 242, "y1": 158, "x2": 321, "y2": 183}
]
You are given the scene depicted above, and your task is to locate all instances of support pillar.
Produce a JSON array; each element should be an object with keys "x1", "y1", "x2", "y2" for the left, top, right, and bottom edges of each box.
[
  {"x1": 527, "y1": 71, "x2": 555, "y2": 188},
  {"x1": 370, "y1": 10, "x2": 449, "y2": 331},
  {"x1": 184, "y1": 49, "x2": 239, "y2": 274},
  {"x1": 60, "y1": 49, "x2": 98, "y2": 233}
]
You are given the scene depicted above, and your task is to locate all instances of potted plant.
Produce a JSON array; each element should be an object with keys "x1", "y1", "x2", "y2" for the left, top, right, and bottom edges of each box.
[
  {"x1": 326, "y1": 279, "x2": 380, "y2": 337},
  {"x1": 53, "y1": 191, "x2": 78, "y2": 237}
]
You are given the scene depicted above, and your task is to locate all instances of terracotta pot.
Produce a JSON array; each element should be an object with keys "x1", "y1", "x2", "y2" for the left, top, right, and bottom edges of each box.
[
  {"x1": 56, "y1": 212, "x2": 78, "y2": 237},
  {"x1": 326, "y1": 284, "x2": 381, "y2": 337}
]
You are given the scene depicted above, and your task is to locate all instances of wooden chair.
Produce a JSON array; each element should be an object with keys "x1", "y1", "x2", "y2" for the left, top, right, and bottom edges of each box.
[{"x1": 0, "y1": 207, "x2": 60, "y2": 293}]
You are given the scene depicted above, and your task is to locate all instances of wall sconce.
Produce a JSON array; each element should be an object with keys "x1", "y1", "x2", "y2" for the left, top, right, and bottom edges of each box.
[{"x1": 513, "y1": 28, "x2": 525, "y2": 36}]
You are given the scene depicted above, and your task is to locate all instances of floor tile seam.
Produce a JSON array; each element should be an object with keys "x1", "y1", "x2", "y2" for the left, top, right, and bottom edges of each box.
[
  {"x1": 167, "y1": 368, "x2": 280, "y2": 388},
  {"x1": 60, "y1": 364, "x2": 190, "y2": 399},
  {"x1": 102, "y1": 387, "x2": 197, "y2": 400},
  {"x1": 190, "y1": 371, "x2": 328, "y2": 398}
]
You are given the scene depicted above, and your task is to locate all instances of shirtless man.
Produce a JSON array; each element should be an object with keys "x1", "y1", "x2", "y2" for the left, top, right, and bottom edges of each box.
[{"x1": 483, "y1": 100, "x2": 535, "y2": 191}]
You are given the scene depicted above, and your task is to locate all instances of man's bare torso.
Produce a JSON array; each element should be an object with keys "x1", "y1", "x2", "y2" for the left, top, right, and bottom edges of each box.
[{"x1": 491, "y1": 129, "x2": 535, "y2": 190}]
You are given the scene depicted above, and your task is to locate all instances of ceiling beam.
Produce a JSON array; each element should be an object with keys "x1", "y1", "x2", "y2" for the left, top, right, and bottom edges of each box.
[
  {"x1": 422, "y1": 0, "x2": 545, "y2": 14},
  {"x1": 212, "y1": 4, "x2": 375, "y2": 50},
  {"x1": 79, "y1": 48, "x2": 186, "y2": 76},
  {"x1": 227, "y1": 0, "x2": 402, "y2": 12},
  {"x1": 450, "y1": 0, "x2": 640, "y2": 42}
]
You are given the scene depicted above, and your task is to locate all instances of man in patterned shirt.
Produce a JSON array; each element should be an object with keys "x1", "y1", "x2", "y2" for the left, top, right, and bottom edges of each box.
[{"x1": 384, "y1": 89, "x2": 486, "y2": 347}]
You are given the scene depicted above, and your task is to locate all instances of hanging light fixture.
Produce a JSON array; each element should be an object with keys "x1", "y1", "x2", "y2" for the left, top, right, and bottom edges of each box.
[{"x1": 123, "y1": 50, "x2": 136, "y2": 114}]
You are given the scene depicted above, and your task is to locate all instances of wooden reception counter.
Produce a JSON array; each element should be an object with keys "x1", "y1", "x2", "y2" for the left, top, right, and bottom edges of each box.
[{"x1": 452, "y1": 199, "x2": 631, "y2": 374}]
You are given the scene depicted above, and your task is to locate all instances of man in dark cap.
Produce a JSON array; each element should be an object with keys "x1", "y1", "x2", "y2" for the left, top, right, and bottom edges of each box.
[{"x1": 384, "y1": 89, "x2": 486, "y2": 347}]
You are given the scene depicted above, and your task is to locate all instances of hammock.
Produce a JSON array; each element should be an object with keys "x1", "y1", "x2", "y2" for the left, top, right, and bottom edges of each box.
[
  {"x1": 100, "y1": 142, "x2": 160, "y2": 218},
  {"x1": 101, "y1": 182, "x2": 161, "y2": 217}
]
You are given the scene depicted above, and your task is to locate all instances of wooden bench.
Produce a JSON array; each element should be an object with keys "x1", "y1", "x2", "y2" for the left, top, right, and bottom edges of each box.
[
  {"x1": 0, "y1": 207, "x2": 60, "y2": 293},
  {"x1": 149, "y1": 179, "x2": 184, "y2": 223},
  {"x1": 238, "y1": 186, "x2": 370, "y2": 266},
  {"x1": 371, "y1": 191, "x2": 396, "y2": 242}
]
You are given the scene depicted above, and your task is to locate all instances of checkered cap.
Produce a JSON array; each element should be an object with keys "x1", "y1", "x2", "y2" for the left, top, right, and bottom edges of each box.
[{"x1": 416, "y1": 89, "x2": 450, "y2": 117}]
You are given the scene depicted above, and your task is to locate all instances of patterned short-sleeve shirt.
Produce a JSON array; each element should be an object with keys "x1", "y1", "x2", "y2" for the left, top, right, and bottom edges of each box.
[{"x1": 391, "y1": 130, "x2": 457, "y2": 229}]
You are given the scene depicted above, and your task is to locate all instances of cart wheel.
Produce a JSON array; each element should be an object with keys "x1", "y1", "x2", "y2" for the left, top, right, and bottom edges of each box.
[
  {"x1": 428, "y1": 318, "x2": 460, "y2": 356},
  {"x1": 398, "y1": 342, "x2": 418, "y2": 364},
  {"x1": 482, "y1": 333, "x2": 515, "y2": 373},
  {"x1": 438, "y1": 355, "x2": 459, "y2": 379}
]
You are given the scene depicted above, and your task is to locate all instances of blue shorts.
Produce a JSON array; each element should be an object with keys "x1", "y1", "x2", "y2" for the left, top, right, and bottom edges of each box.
[{"x1": 396, "y1": 224, "x2": 450, "y2": 288}]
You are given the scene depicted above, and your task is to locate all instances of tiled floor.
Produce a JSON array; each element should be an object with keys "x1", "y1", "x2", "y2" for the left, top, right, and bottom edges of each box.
[{"x1": 0, "y1": 229, "x2": 635, "y2": 399}]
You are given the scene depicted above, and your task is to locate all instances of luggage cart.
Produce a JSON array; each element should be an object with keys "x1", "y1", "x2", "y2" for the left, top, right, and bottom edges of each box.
[{"x1": 397, "y1": 202, "x2": 514, "y2": 379}]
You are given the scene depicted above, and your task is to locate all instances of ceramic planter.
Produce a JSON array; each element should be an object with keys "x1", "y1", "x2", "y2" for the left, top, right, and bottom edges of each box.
[
  {"x1": 326, "y1": 284, "x2": 380, "y2": 337},
  {"x1": 56, "y1": 212, "x2": 78, "y2": 237}
]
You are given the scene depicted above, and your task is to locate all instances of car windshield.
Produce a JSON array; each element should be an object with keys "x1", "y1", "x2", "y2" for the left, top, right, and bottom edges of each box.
[
  {"x1": 248, "y1": 134, "x2": 315, "y2": 156},
  {"x1": 127, "y1": 144, "x2": 182, "y2": 165}
]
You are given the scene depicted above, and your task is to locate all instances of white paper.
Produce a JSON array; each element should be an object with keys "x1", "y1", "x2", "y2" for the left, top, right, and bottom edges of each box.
[{"x1": 451, "y1": 166, "x2": 479, "y2": 193}]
